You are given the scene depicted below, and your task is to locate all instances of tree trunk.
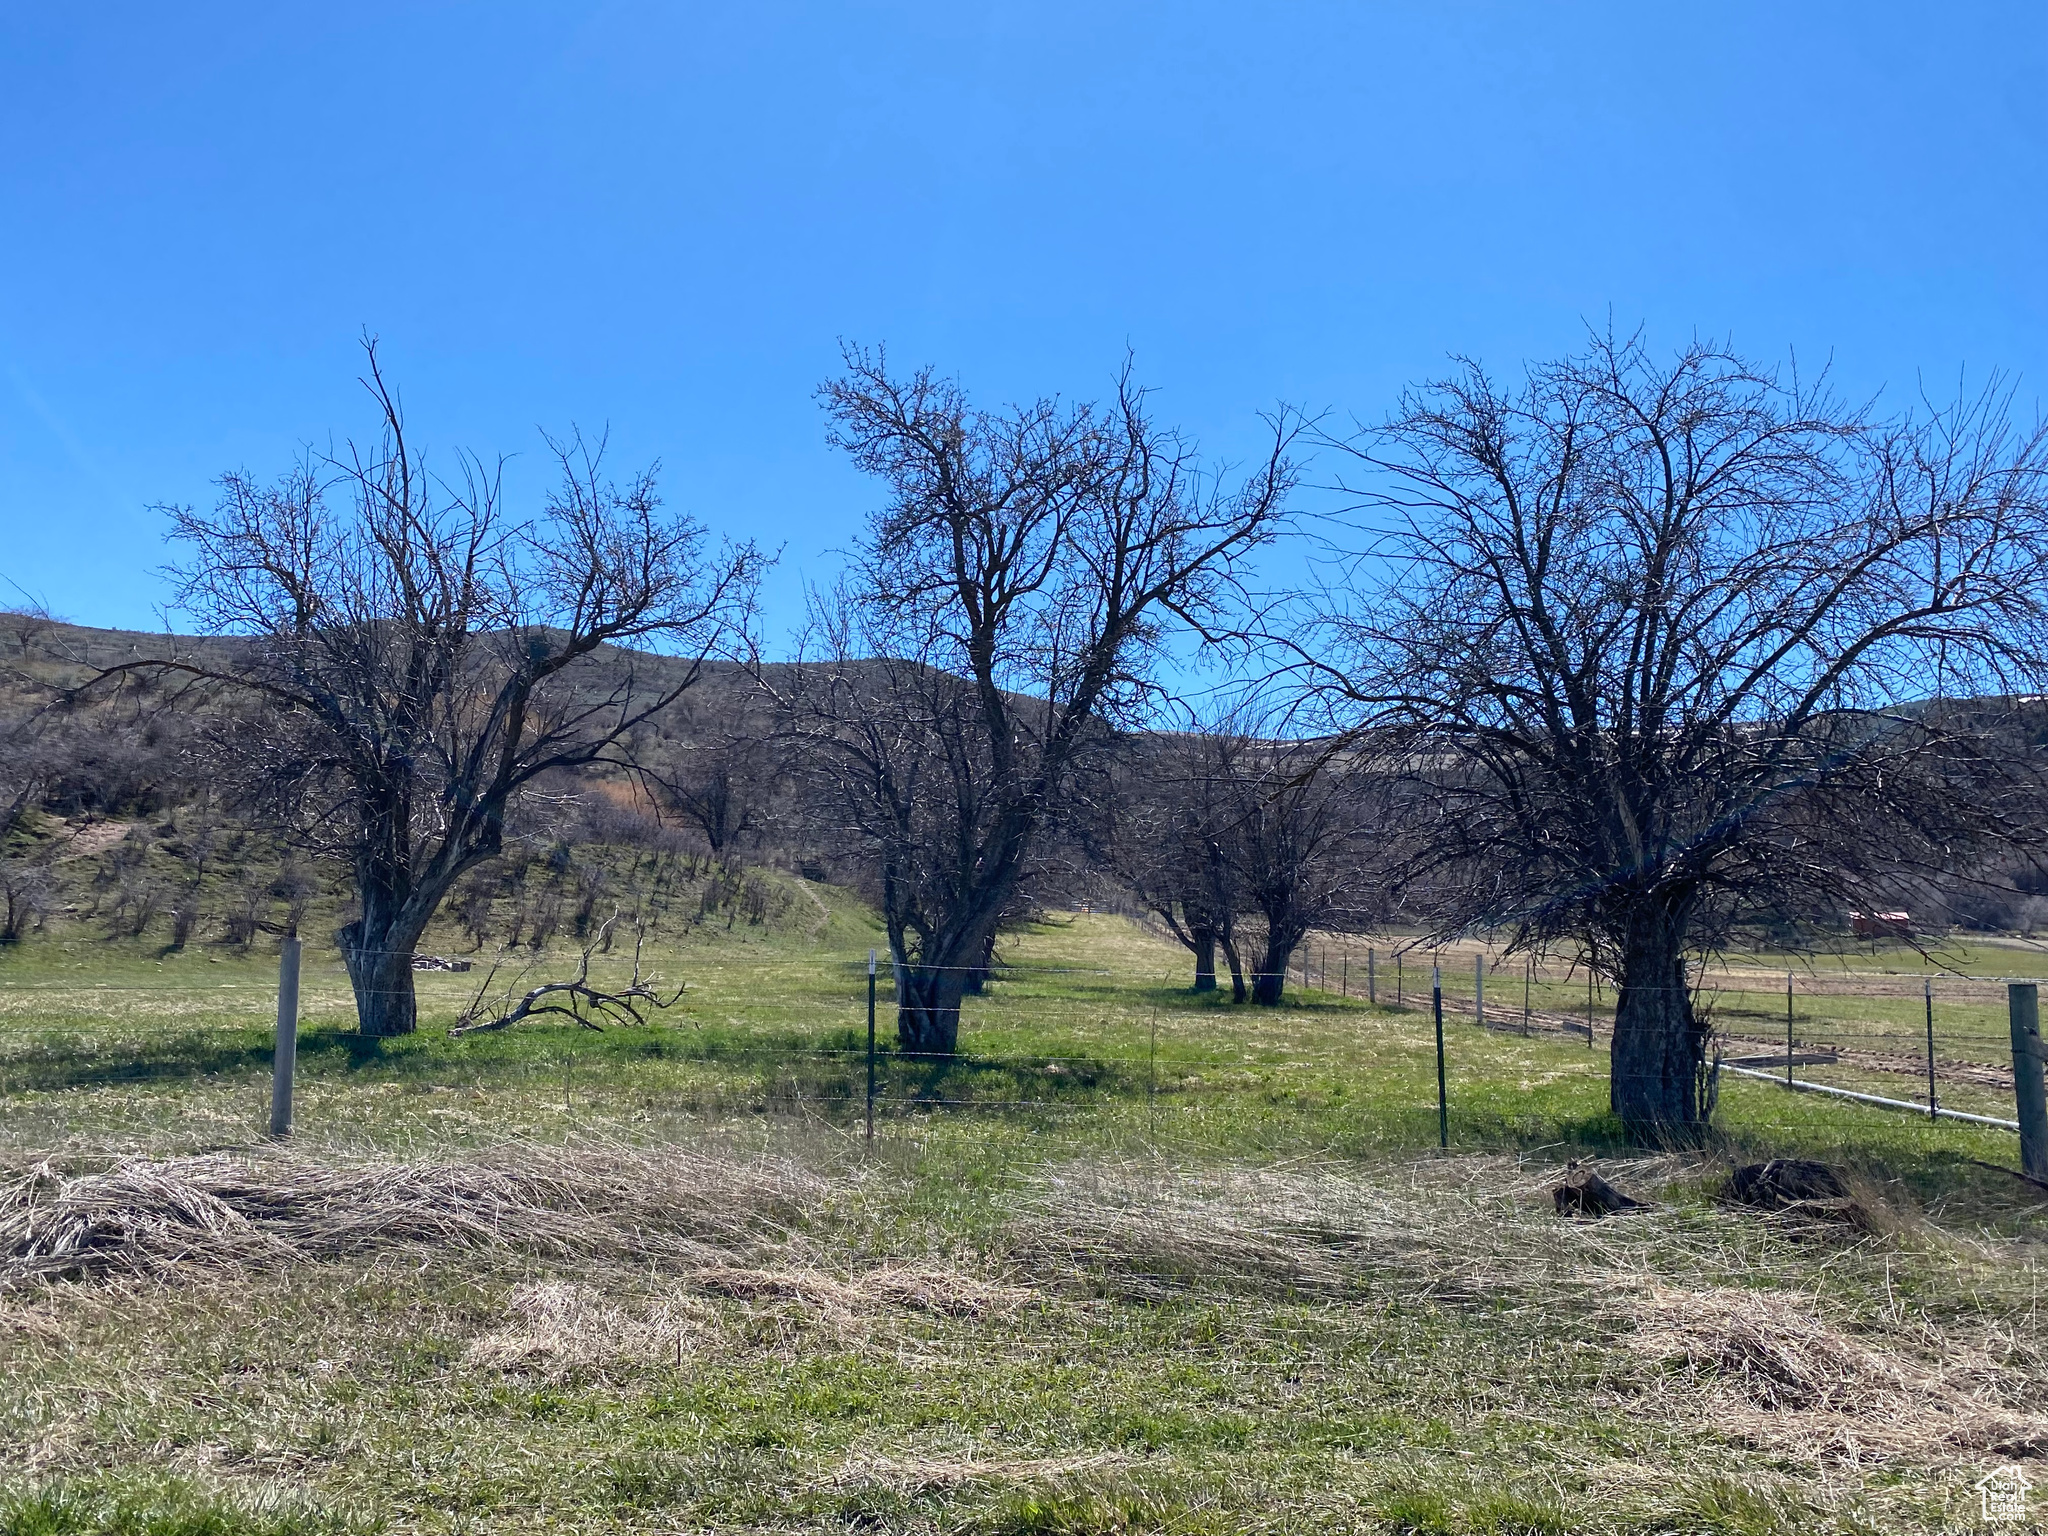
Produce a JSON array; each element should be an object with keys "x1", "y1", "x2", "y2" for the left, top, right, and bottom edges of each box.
[
  {"x1": 895, "y1": 963, "x2": 967, "y2": 1056},
  {"x1": 1191, "y1": 925, "x2": 1217, "y2": 992},
  {"x1": 339, "y1": 910, "x2": 428, "y2": 1037},
  {"x1": 963, "y1": 929, "x2": 998, "y2": 996},
  {"x1": 1220, "y1": 932, "x2": 1247, "y2": 1003},
  {"x1": 1251, "y1": 932, "x2": 1295, "y2": 1006},
  {"x1": 1608, "y1": 906, "x2": 1711, "y2": 1141}
]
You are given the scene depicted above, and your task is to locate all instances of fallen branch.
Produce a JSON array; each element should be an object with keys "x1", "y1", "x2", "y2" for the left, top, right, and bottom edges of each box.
[{"x1": 450, "y1": 916, "x2": 683, "y2": 1035}]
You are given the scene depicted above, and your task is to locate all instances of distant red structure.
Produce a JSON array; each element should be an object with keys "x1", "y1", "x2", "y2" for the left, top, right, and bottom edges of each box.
[{"x1": 1849, "y1": 910, "x2": 1912, "y2": 940}]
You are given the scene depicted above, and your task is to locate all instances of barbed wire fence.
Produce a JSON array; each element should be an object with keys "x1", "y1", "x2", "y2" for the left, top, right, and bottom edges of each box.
[{"x1": 1, "y1": 938, "x2": 2044, "y2": 1170}]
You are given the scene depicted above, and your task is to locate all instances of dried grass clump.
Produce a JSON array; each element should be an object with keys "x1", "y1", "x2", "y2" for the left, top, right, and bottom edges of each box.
[
  {"x1": 464, "y1": 1280, "x2": 716, "y2": 1371},
  {"x1": 463, "y1": 1262, "x2": 1034, "y2": 1373},
  {"x1": 827, "y1": 1451, "x2": 1126, "y2": 1493},
  {"x1": 1017, "y1": 1157, "x2": 2048, "y2": 1469},
  {"x1": 1633, "y1": 1285, "x2": 1907, "y2": 1411},
  {"x1": 0, "y1": 1142, "x2": 824, "y2": 1287},
  {"x1": 686, "y1": 1262, "x2": 1035, "y2": 1319},
  {"x1": 1012, "y1": 1156, "x2": 1683, "y2": 1302},
  {"x1": 1630, "y1": 1284, "x2": 2048, "y2": 1464}
]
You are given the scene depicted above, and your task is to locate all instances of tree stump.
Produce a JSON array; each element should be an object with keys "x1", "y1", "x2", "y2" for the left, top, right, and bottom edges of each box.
[{"x1": 1551, "y1": 1165, "x2": 1648, "y2": 1218}]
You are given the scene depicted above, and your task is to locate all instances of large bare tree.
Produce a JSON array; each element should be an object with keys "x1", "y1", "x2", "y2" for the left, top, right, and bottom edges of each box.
[
  {"x1": 111, "y1": 345, "x2": 763, "y2": 1035},
  {"x1": 779, "y1": 348, "x2": 1297, "y2": 1054},
  {"x1": 1313, "y1": 333, "x2": 2048, "y2": 1138}
]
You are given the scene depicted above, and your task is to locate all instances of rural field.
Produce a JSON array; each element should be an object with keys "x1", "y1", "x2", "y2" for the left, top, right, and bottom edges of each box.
[{"x1": 4, "y1": 872, "x2": 2047, "y2": 1536}]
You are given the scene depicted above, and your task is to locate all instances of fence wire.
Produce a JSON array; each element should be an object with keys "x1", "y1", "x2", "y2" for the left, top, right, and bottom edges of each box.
[{"x1": 0, "y1": 944, "x2": 2041, "y2": 1151}]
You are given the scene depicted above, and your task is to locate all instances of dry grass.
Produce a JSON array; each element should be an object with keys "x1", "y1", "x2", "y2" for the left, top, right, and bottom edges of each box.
[
  {"x1": 462, "y1": 1262, "x2": 1037, "y2": 1375},
  {"x1": 1630, "y1": 1283, "x2": 2048, "y2": 1464},
  {"x1": 1013, "y1": 1152, "x2": 1696, "y2": 1302},
  {"x1": 825, "y1": 1450, "x2": 1128, "y2": 1493},
  {"x1": 0, "y1": 1139, "x2": 824, "y2": 1286},
  {"x1": 684, "y1": 1261, "x2": 1036, "y2": 1318},
  {"x1": 5, "y1": 1135, "x2": 2043, "y2": 1529},
  {"x1": 463, "y1": 1279, "x2": 718, "y2": 1370},
  {"x1": 1010, "y1": 1152, "x2": 2048, "y2": 1472}
]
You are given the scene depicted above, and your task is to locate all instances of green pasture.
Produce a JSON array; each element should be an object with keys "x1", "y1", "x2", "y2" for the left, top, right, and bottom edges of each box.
[{"x1": 2, "y1": 880, "x2": 2045, "y2": 1534}]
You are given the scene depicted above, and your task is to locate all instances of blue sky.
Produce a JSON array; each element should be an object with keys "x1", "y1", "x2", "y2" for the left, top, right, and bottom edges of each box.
[{"x1": 2, "y1": 2, "x2": 2042, "y2": 647}]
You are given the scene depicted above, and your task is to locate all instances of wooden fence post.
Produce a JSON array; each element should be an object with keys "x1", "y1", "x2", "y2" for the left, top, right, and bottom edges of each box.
[
  {"x1": 269, "y1": 934, "x2": 302, "y2": 1139},
  {"x1": 2010, "y1": 982, "x2": 2048, "y2": 1180}
]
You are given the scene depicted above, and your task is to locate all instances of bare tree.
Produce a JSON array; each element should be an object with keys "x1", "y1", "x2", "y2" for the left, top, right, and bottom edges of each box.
[
  {"x1": 1106, "y1": 731, "x2": 1247, "y2": 998},
  {"x1": 777, "y1": 348, "x2": 1297, "y2": 1054},
  {"x1": 1110, "y1": 719, "x2": 1382, "y2": 1004},
  {"x1": 1212, "y1": 732, "x2": 1381, "y2": 1005},
  {"x1": 105, "y1": 342, "x2": 763, "y2": 1036},
  {"x1": 1312, "y1": 332, "x2": 2048, "y2": 1138},
  {"x1": 646, "y1": 735, "x2": 768, "y2": 859},
  {"x1": 0, "y1": 859, "x2": 51, "y2": 944}
]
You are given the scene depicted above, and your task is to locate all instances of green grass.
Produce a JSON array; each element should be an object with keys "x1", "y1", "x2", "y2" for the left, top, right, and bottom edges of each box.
[{"x1": 2, "y1": 884, "x2": 2045, "y2": 1533}]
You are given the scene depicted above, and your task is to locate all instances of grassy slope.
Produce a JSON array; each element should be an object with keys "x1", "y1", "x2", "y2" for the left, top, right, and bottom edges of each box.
[{"x1": 2, "y1": 887, "x2": 2046, "y2": 1535}]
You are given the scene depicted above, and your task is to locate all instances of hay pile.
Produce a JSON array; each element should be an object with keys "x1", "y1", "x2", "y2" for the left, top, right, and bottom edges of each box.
[
  {"x1": 0, "y1": 1143, "x2": 823, "y2": 1287},
  {"x1": 1632, "y1": 1284, "x2": 1910, "y2": 1412},
  {"x1": 1629, "y1": 1284, "x2": 2048, "y2": 1462}
]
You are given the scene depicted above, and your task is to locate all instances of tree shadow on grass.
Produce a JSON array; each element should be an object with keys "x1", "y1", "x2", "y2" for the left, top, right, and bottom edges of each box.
[
  {"x1": 2, "y1": 1025, "x2": 398, "y2": 1091},
  {"x1": 877, "y1": 1048, "x2": 1144, "y2": 1109}
]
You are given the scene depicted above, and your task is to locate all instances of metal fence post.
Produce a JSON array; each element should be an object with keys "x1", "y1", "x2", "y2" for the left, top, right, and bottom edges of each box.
[
  {"x1": 1367, "y1": 948, "x2": 1377, "y2": 1006},
  {"x1": 1341, "y1": 953, "x2": 1348, "y2": 998},
  {"x1": 1523, "y1": 959, "x2": 1532, "y2": 1034},
  {"x1": 2010, "y1": 982, "x2": 2048, "y2": 1180},
  {"x1": 1433, "y1": 963, "x2": 1447, "y2": 1149},
  {"x1": 1785, "y1": 971, "x2": 1795, "y2": 1088},
  {"x1": 1396, "y1": 953, "x2": 1403, "y2": 1007},
  {"x1": 1474, "y1": 953, "x2": 1484, "y2": 1026},
  {"x1": 1924, "y1": 976, "x2": 1937, "y2": 1120},
  {"x1": 866, "y1": 949, "x2": 877, "y2": 1147},
  {"x1": 269, "y1": 933, "x2": 301, "y2": 1139},
  {"x1": 1148, "y1": 1010, "x2": 1158, "y2": 1134}
]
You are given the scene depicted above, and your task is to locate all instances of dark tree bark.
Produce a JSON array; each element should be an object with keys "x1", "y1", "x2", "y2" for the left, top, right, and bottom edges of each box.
[
  {"x1": 1312, "y1": 330, "x2": 2048, "y2": 1139},
  {"x1": 1190, "y1": 925, "x2": 1218, "y2": 991},
  {"x1": 778, "y1": 347, "x2": 1297, "y2": 1052},
  {"x1": 99, "y1": 341, "x2": 763, "y2": 1036},
  {"x1": 1248, "y1": 936, "x2": 1293, "y2": 1006},
  {"x1": 1607, "y1": 898, "x2": 1713, "y2": 1130},
  {"x1": 1218, "y1": 931, "x2": 1248, "y2": 1003}
]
